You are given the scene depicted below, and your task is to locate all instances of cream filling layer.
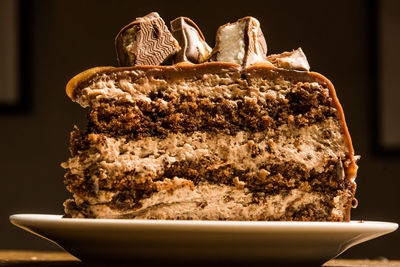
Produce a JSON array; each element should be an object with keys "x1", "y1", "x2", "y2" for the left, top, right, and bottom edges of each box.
[
  {"x1": 62, "y1": 117, "x2": 347, "y2": 179},
  {"x1": 72, "y1": 183, "x2": 347, "y2": 220}
]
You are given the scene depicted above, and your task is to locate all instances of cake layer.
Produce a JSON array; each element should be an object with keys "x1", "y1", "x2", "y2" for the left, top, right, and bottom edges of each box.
[
  {"x1": 87, "y1": 79, "x2": 334, "y2": 138},
  {"x1": 64, "y1": 182, "x2": 351, "y2": 221}
]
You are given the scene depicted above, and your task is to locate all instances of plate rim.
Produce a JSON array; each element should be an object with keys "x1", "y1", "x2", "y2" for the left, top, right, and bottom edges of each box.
[{"x1": 9, "y1": 213, "x2": 399, "y2": 231}]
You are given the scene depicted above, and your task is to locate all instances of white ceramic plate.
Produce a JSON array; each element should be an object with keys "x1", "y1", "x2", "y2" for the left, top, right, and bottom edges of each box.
[{"x1": 10, "y1": 214, "x2": 398, "y2": 264}]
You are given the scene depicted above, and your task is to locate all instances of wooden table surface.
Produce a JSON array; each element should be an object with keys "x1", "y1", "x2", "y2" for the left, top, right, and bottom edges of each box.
[{"x1": 0, "y1": 250, "x2": 399, "y2": 267}]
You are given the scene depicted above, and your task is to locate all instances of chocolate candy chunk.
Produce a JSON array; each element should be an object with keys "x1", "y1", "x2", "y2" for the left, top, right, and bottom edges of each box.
[
  {"x1": 170, "y1": 17, "x2": 212, "y2": 64},
  {"x1": 115, "y1": 12, "x2": 180, "y2": 66},
  {"x1": 212, "y1": 16, "x2": 267, "y2": 68},
  {"x1": 267, "y1": 48, "x2": 310, "y2": 71}
]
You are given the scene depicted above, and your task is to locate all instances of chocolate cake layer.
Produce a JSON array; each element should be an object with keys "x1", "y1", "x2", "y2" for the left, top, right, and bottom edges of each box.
[{"x1": 86, "y1": 79, "x2": 335, "y2": 138}]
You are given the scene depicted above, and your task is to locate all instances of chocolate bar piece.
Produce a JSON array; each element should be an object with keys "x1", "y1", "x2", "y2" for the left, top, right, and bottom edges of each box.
[
  {"x1": 267, "y1": 48, "x2": 310, "y2": 71},
  {"x1": 170, "y1": 17, "x2": 211, "y2": 63},
  {"x1": 212, "y1": 16, "x2": 267, "y2": 68},
  {"x1": 115, "y1": 12, "x2": 180, "y2": 66}
]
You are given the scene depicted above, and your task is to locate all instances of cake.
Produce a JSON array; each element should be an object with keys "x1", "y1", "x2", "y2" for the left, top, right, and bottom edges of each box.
[{"x1": 62, "y1": 13, "x2": 358, "y2": 221}]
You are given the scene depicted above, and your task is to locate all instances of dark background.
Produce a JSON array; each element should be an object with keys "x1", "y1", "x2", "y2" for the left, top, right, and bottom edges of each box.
[{"x1": 1, "y1": 0, "x2": 399, "y2": 260}]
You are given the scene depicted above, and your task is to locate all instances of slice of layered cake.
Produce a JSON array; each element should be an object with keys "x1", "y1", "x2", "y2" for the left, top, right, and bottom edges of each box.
[{"x1": 62, "y1": 13, "x2": 358, "y2": 221}]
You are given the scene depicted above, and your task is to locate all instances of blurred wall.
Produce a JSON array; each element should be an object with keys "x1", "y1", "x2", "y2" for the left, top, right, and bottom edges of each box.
[{"x1": 1, "y1": 0, "x2": 399, "y2": 259}]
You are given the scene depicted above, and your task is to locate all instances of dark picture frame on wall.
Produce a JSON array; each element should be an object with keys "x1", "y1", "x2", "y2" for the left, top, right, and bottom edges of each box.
[
  {"x1": 370, "y1": 0, "x2": 400, "y2": 156},
  {"x1": 0, "y1": 0, "x2": 32, "y2": 113}
]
